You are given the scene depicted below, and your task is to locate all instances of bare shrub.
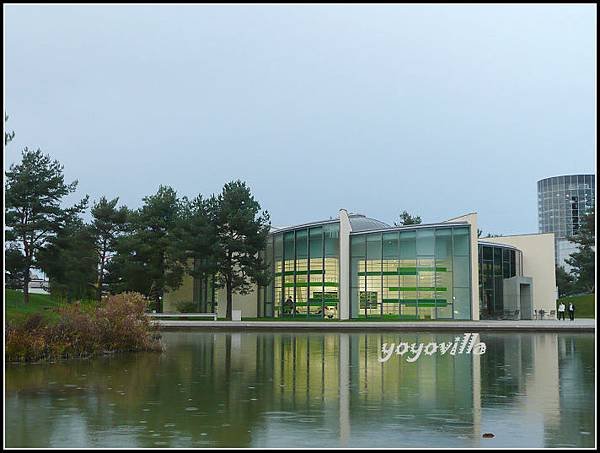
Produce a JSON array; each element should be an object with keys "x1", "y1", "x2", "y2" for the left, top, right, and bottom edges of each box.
[{"x1": 6, "y1": 292, "x2": 161, "y2": 363}]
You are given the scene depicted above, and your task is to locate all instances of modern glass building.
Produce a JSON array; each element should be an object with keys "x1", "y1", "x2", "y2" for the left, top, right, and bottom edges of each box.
[
  {"x1": 257, "y1": 220, "x2": 344, "y2": 319},
  {"x1": 166, "y1": 210, "x2": 558, "y2": 321},
  {"x1": 257, "y1": 215, "x2": 473, "y2": 320},
  {"x1": 348, "y1": 225, "x2": 472, "y2": 320},
  {"x1": 478, "y1": 242, "x2": 523, "y2": 319},
  {"x1": 537, "y1": 174, "x2": 595, "y2": 268}
]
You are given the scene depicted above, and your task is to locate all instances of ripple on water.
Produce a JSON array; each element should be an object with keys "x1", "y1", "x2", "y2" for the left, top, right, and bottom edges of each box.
[
  {"x1": 262, "y1": 411, "x2": 297, "y2": 421},
  {"x1": 298, "y1": 418, "x2": 317, "y2": 423}
]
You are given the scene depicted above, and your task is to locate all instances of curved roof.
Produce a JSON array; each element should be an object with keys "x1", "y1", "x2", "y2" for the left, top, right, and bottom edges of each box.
[
  {"x1": 348, "y1": 214, "x2": 391, "y2": 232},
  {"x1": 537, "y1": 174, "x2": 595, "y2": 184},
  {"x1": 269, "y1": 213, "x2": 391, "y2": 235},
  {"x1": 478, "y1": 240, "x2": 522, "y2": 252}
]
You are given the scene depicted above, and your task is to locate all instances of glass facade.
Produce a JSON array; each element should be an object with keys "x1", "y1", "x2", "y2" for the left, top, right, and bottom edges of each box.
[
  {"x1": 258, "y1": 219, "x2": 474, "y2": 320},
  {"x1": 260, "y1": 222, "x2": 340, "y2": 319},
  {"x1": 537, "y1": 174, "x2": 595, "y2": 265},
  {"x1": 478, "y1": 243, "x2": 523, "y2": 319},
  {"x1": 349, "y1": 226, "x2": 472, "y2": 320}
]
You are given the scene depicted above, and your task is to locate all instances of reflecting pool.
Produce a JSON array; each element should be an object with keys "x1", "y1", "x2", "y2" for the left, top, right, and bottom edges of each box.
[{"x1": 5, "y1": 331, "x2": 595, "y2": 448}]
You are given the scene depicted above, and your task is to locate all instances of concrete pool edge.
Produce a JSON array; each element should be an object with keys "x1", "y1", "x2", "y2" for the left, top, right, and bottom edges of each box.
[{"x1": 155, "y1": 319, "x2": 595, "y2": 332}]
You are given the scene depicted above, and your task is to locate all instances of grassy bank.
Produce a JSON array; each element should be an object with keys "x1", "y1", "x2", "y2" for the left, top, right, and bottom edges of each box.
[
  {"x1": 5, "y1": 289, "x2": 96, "y2": 324},
  {"x1": 557, "y1": 293, "x2": 595, "y2": 319}
]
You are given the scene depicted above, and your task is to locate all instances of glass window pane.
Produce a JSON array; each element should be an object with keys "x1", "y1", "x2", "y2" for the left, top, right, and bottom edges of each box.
[
  {"x1": 399, "y1": 230, "x2": 416, "y2": 260},
  {"x1": 296, "y1": 229, "x2": 308, "y2": 259},
  {"x1": 416, "y1": 229, "x2": 434, "y2": 256},
  {"x1": 453, "y1": 227, "x2": 470, "y2": 256},
  {"x1": 435, "y1": 228, "x2": 452, "y2": 259},
  {"x1": 366, "y1": 233, "x2": 382, "y2": 259},
  {"x1": 284, "y1": 232, "x2": 294, "y2": 261},
  {"x1": 453, "y1": 255, "x2": 470, "y2": 287},
  {"x1": 453, "y1": 287, "x2": 471, "y2": 320},
  {"x1": 383, "y1": 232, "x2": 399, "y2": 258},
  {"x1": 324, "y1": 223, "x2": 339, "y2": 257},
  {"x1": 309, "y1": 227, "x2": 323, "y2": 258},
  {"x1": 484, "y1": 245, "x2": 493, "y2": 261},
  {"x1": 351, "y1": 235, "x2": 365, "y2": 257}
]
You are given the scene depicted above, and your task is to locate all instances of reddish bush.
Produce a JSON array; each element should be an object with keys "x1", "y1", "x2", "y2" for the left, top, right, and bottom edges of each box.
[{"x1": 5, "y1": 292, "x2": 161, "y2": 363}]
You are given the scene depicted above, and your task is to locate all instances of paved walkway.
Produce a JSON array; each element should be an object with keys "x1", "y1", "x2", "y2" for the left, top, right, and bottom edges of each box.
[{"x1": 156, "y1": 319, "x2": 595, "y2": 331}]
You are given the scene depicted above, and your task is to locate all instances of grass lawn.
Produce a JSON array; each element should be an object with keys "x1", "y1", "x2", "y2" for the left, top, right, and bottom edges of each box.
[
  {"x1": 5, "y1": 289, "x2": 97, "y2": 324},
  {"x1": 557, "y1": 293, "x2": 595, "y2": 319}
]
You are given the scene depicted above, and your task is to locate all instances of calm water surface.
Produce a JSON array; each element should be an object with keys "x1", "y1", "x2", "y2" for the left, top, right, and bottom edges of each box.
[{"x1": 5, "y1": 331, "x2": 595, "y2": 448}]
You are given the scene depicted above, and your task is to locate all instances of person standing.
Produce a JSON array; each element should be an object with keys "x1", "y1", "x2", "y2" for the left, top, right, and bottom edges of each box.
[
  {"x1": 568, "y1": 302, "x2": 575, "y2": 321},
  {"x1": 557, "y1": 302, "x2": 566, "y2": 320},
  {"x1": 284, "y1": 295, "x2": 294, "y2": 316}
]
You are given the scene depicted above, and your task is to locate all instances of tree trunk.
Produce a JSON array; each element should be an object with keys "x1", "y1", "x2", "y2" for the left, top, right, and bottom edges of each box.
[
  {"x1": 97, "y1": 244, "x2": 107, "y2": 301},
  {"x1": 226, "y1": 280, "x2": 233, "y2": 320},
  {"x1": 22, "y1": 239, "x2": 31, "y2": 304},
  {"x1": 156, "y1": 293, "x2": 162, "y2": 313},
  {"x1": 23, "y1": 263, "x2": 30, "y2": 304}
]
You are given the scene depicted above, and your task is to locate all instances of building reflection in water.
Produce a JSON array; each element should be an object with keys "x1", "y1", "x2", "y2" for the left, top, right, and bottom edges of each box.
[{"x1": 4, "y1": 331, "x2": 595, "y2": 448}]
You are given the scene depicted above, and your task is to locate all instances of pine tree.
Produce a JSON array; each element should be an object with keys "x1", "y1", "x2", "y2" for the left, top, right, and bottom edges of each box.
[
  {"x1": 108, "y1": 186, "x2": 185, "y2": 311},
  {"x1": 37, "y1": 219, "x2": 97, "y2": 302},
  {"x1": 395, "y1": 210, "x2": 422, "y2": 226},
  {"x1": 566, "y1": 206, "x2": 595, "y2": 293},
  {"x1": 207, "y1": 180, "x2": 271, "y2": 320},
  {"x1": 5, "y1": 148, "x2": 88, "y2": 303},
  {"x1": 90, "y1": 197, "x2": 129, "y2": 300}
]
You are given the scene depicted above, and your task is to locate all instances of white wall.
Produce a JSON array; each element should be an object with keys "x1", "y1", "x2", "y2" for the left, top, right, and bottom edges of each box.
[
  {"x1": 215, "y1": 287, "x2": 258, "y2": 319},
  {"x1": 478, "y1": 233, "x2": 557, "y2": 317}
]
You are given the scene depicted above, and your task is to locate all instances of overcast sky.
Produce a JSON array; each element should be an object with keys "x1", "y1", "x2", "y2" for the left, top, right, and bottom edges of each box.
[{"x1": 4, "y1": 4, "x2": 596, "y2": 234}]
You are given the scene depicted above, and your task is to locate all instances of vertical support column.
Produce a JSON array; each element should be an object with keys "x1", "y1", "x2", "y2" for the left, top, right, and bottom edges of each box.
[
  {"x1": 467, "y1": 214, "x2": 480, "y2": 321},
  {"x1": 472, "y1": 341, "x2": 481, "y2": 447},
  {"x1": 339, "y1": 209, "x2": 352, "y2": 320},
  {"x1": 339, "y1": 333, "x2": 350, "y2": 447}
]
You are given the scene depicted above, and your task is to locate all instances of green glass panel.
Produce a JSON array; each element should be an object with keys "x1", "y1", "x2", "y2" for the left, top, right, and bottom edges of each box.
[
  {"x1": 296, "y1": 229, "x2": 308, "y2": 259},
  {"x1": 416, "y1": 229, "x2": 435, "y2": 256},
  {"x1": 284, "y1": 281, "x2": 338, "y2": 288},
  {"x1": 453, "y1": 227, "x2": 470, "y2": 256},
  {"x1": 366, "y1": 233, "x2": 382, "y2": 259},
  {"x1": 399, "y1": 230, "x2": 416, "y2": 260},
  {"x1": 274, "y1": 233, "x2": 283, "y2": 258},
  {"x1": 453, "y1": 256, "x2": 470, "y2": 287},
  {"x1": 350, "y1": 235, "x2": 365, "y2": 257},
  {"x1": 454, "y1": 287, "x2": 471, "y2": 319},
  {"x1": 435, "y1": 228, "x2": 452, "y2": 259},
  {"x1": 309, "y1": 227, "x2": 323, "y2": 260},
  {"x1": 323, "y1": 224, "x2": 339, "y2": 257},
  {"x1": 284, "y1": 231, "x2": 294, "y2": 261},
  {"x1": 383, "y1": 232, "x2": 399, "y2": 258}
]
